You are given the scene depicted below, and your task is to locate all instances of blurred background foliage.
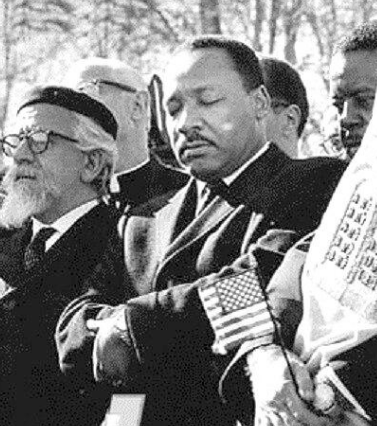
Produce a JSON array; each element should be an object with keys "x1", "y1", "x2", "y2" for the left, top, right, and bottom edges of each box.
[{"x1": 1, "y1": 0, "x2": 376, "y2": 147}]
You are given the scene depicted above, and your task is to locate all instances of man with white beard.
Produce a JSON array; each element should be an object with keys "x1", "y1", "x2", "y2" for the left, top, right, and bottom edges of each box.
[{"x1": 0, "y1": 85, "x2": 125, "y2": 426}]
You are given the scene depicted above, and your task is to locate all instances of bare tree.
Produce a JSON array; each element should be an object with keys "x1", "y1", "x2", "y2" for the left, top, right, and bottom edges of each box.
[
  {"x1": 268, "y1": 0, "x2": 282, "y2": 54},
  {"x1": 0, "y1": 0, "x2": 17, "y2": 126},
  {"x1": 253, "y1": 0, "x2": 264, "y2": 51},
  {"x1": 0, "y1": 0, "x2": 74, "y2": 124},
  {"x1": 281, "y1": 0, "x2": 305, "y2": 64},
  {"x1": 200, "y1": 0, "x2": 222, "y2": 34}
]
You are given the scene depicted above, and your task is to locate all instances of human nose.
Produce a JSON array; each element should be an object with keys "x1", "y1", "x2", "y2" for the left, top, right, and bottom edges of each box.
[
  {"x1": 339, "y1": 99, "x2": 359, "y2": 130},
  {"x1": 12, "y1": 137, "x2": 34, "y2": 163},
  {"x1": 177, "y1": 102, "x2": 203, "y2": 136}
]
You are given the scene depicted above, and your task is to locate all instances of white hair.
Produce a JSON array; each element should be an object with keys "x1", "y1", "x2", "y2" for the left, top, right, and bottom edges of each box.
[
  {"x1": 73, "y1": 113, "x2": 118, "y2": 196},
  {"x1": 64, "y1": 57, "x2": 151, "y2": 134},
  {"x1": 64, "y1": 57, "x2": 147, "y2": 92}
]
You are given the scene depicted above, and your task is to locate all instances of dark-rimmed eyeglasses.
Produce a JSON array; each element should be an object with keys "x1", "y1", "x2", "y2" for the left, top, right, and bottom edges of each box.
[
  {"x1": 78, "y1": 79, "x2": 137, "y2": 94},
  {"x1": 1, "y1": 129, "x2": 79, "y2": 157}
]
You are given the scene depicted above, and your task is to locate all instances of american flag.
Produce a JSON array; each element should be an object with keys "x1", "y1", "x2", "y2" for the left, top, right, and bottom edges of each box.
[{"x1": 199, "y1": 259, "x2": 275, "y2": 355}]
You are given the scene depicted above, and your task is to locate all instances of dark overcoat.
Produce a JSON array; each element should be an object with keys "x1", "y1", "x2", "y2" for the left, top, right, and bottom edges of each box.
[
  {"x1": 0, "y1": 204, "x2": 124, "y2": 426},
  {"x1": 57, "y1": 145, "x2": 347, "y2": 426}
]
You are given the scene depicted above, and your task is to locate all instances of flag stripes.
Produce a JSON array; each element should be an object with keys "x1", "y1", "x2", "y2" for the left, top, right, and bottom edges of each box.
[{"x1": 199, "y1": 266, "x2": 275, "y2": 355}]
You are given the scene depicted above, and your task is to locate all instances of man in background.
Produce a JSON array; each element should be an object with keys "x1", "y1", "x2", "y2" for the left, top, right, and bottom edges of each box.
[
  {"x1": 64, "y1": 58, "x2": 188, "y2": 212},
  {"x1": 327, "y1": 21, "x2": 377, "y2": 161},
  {"x1": 0, "y1": 86, "x2": 124, "y2": 426},
  {"x1": 260, "y1": 56, "x2": 309, "y2": 158}
]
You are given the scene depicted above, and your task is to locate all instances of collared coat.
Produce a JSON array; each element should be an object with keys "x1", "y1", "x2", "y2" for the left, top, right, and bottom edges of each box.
[
  {"x1": 57, "y1": 145, "x2": 347, "y2": 426},
  {"x1": 0, "y1": 204, "x2": 125, "y2": 426}
]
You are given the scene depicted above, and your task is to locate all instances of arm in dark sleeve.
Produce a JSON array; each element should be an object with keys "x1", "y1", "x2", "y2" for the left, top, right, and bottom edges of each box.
[
  {"x1": 57, "y1": 230, "x2": 308, "y2": 397},
  {"x1": 219, "y1": 235, "x2": 309, "y2": 407},
  {"x1": 55, "y1": 234, "x2": 129, "y2": 385},
  {"x1": 56, "y1": 248, "x2": 260, "y2": 387}
]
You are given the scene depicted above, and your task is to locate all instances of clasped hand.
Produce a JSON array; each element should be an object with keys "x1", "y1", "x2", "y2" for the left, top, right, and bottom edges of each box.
[
  {"x1": 246, "y1": 344, "x2": 369, "y2": 426},
  {"x1": 87, "y1": 312, "x2": 132, "y2": 388}
]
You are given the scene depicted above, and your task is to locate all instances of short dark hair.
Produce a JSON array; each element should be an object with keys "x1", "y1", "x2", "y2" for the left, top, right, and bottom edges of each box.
[
  {"x1": 334, "y1": 21, "x2": 377, "y2": 55},
  {"x1": 176, "y1": 35, "x2": 263, "y2": 92},
  {"x1": 260, "y1": 57, "x2": 309, "y2": 137}
]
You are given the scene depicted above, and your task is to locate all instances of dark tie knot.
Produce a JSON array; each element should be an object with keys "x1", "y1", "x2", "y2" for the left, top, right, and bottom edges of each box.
[
  {"x1": 197, "y1": 180, "x2": 228, "y2": 215},
  {"x1": 24, "y1": 227, "x2": 56, "y2": 270},
  {"x1": 206, "y1": 180, "x2": 228, "y2": 197}
]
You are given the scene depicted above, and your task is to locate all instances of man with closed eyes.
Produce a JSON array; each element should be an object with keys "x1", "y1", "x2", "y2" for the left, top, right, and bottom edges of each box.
[{"x1": 57, "y1": 36, "x2": 346, "y2": 426}]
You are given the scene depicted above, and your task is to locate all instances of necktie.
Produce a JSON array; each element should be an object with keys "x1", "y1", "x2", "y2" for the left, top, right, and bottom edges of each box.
[
  {"x1": 196, "y1": 181, "x2": 228, "y2": 215},
  {"x1": 24, "y1": 227, "x2": 56, "y2": 270},
  {"x1": 109, "y1": 192, "x2": 121, "y2": 210}
]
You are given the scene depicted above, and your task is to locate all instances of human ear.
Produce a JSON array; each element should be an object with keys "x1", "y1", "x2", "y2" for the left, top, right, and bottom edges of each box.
[
  {"x1": 283, "y1": 104, "x2": 301, "y2": 136},
  {"x1": 253, "y1": 85, "x2": 271, "y2": 119},
  {"x1": 80, "y1": 149, "x2": 106, "y2": 183},
  {"x1": 131, "y1": 90, "x2": 150, "y2": 122}
]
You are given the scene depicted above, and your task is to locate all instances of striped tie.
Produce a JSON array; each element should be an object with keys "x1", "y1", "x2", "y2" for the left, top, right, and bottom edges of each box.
[{"x1": 24, "y1": 227, "x2": 56, "y2": 270}]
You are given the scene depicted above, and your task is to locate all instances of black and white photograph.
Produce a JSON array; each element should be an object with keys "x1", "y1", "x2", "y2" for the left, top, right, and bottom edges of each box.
[{"x1": 0, "y1": 1, "x2": 376, "y2": 425}]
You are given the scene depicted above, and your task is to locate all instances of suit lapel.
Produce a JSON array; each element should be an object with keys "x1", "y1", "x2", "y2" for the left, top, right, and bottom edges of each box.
[
  {"x1": 226, "y1": 144, "x2": 290, "y2": 210},
  {"x1": 162, "y1": 195, "x2": 236, "y2": 263},
  {"x1": 154, "y1": 179, "x2": 196, "y2": 259},
  {"x1": 0, "y1": 204, "x2": 111, "y2": 300},
  {"x1": 154, "y1": 145, "x2": 290, "y2": 276},
  {"x1": 0, "y1": 225, "x2": 31, "y2": 288},
  {"x1": 170, "y1": 179, "x2": 197, "y2": 240}
]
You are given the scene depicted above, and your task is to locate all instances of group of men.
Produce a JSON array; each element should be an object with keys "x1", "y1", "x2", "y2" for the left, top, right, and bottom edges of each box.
[{"x1": 0, "y1": 20, "x2": 376, "y2": 426}]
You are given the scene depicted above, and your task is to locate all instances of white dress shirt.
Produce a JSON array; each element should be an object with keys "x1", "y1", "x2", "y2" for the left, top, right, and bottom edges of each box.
[
  {"x1": 32, "y1": 199, "x2": 99, "y2": 252},
  {"x1": 196, "y1": 142, "x2": 271, "y2": 201}
]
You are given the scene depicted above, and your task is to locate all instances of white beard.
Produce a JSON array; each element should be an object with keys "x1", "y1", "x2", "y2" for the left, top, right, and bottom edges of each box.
[{"x1": 0, "y1": 165, "x2": 59, "y2": 229}]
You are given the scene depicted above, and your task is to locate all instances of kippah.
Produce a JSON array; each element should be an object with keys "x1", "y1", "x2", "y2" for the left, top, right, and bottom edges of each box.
[{"x1": 17, "y1": 85, "x2": 118, "y2": 140}]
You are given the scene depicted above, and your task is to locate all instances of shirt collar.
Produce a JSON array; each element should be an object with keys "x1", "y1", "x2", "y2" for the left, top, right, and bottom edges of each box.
[
  {"x1": 32, "y1": 199, "x2": 99, "y2": 238},
  {"x1": 196, "y1": 142, "x2": 270, "y2": 193},
  {"x1": 223, "y1": 142, "x2": 270, "y2": 186}
]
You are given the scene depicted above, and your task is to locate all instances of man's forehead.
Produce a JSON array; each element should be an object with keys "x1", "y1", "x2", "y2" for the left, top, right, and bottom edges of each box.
[
  {"x1": 70, "y1": 63, "x2": 146, "y2": 90},
  {"x1": 12, "y1": 103, "x2": 76, "y2": 135},
  {"x1": 331, "y1": 50, "x2": 377, "y2": 79},
  {"x1": 163, "y1": 48, "x2": 236, "y2": 97},
  {"x1": 77, "y1": 65, "x2": 113, "y2": 81}
]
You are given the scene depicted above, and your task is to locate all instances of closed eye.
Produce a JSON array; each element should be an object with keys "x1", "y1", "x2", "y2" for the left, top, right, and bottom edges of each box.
[
  {"x1": 331, "y1": 99, "x2": 344, "y2": 114},
  {"x1": 354, "y1": 94, "x2": 375, "y2": 110},
  {"x1": 166, "y1": 99, "x2": 182, "y2": 117},
  {"x1": 200, "y1": 98, "x2": 223, "y2": 106}
]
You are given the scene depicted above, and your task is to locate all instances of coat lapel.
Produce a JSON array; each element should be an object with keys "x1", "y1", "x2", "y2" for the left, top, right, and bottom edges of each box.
[
  {"x1": 0, "y1": 225, "x2": 31, "y2": 290},
  {"x1": 162, "y1": 195, "x2": 236, "y2": 263},
  {"x1": 153, "y1": 179, "x2": 196, "y2": 261},
  {"x1": 225, "y1": 144, "x2": 289, "y2": 210},
  {"x1": 0, "y1": 204, "x2": 111, "y2": 300},
  {"x1": 155, "y1": 144, "x2": 290, "y2": 276}
]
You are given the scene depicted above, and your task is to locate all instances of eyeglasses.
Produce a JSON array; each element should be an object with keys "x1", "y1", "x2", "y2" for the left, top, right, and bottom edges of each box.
[
  {"x1": 78, "y1": 79, "x2": 137, "y2": 94},
  {"x1": 1, "y1": 129, "x2": 79, "y2": 157}
]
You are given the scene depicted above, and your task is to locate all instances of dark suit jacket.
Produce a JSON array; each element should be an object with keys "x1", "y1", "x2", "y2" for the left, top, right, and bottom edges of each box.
[
  {"x1": 57, "y1": 145, "x2": 346, "y2": 426},
  {"x1": 114, "y1": 156, "x2": 189, "y2": 212},
  {"x1": 0, "y1": 204, "x2": 125, "y2": 426},
  {"x1": 123, "y1": 144, "x2": 346, "y2": 294}
]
